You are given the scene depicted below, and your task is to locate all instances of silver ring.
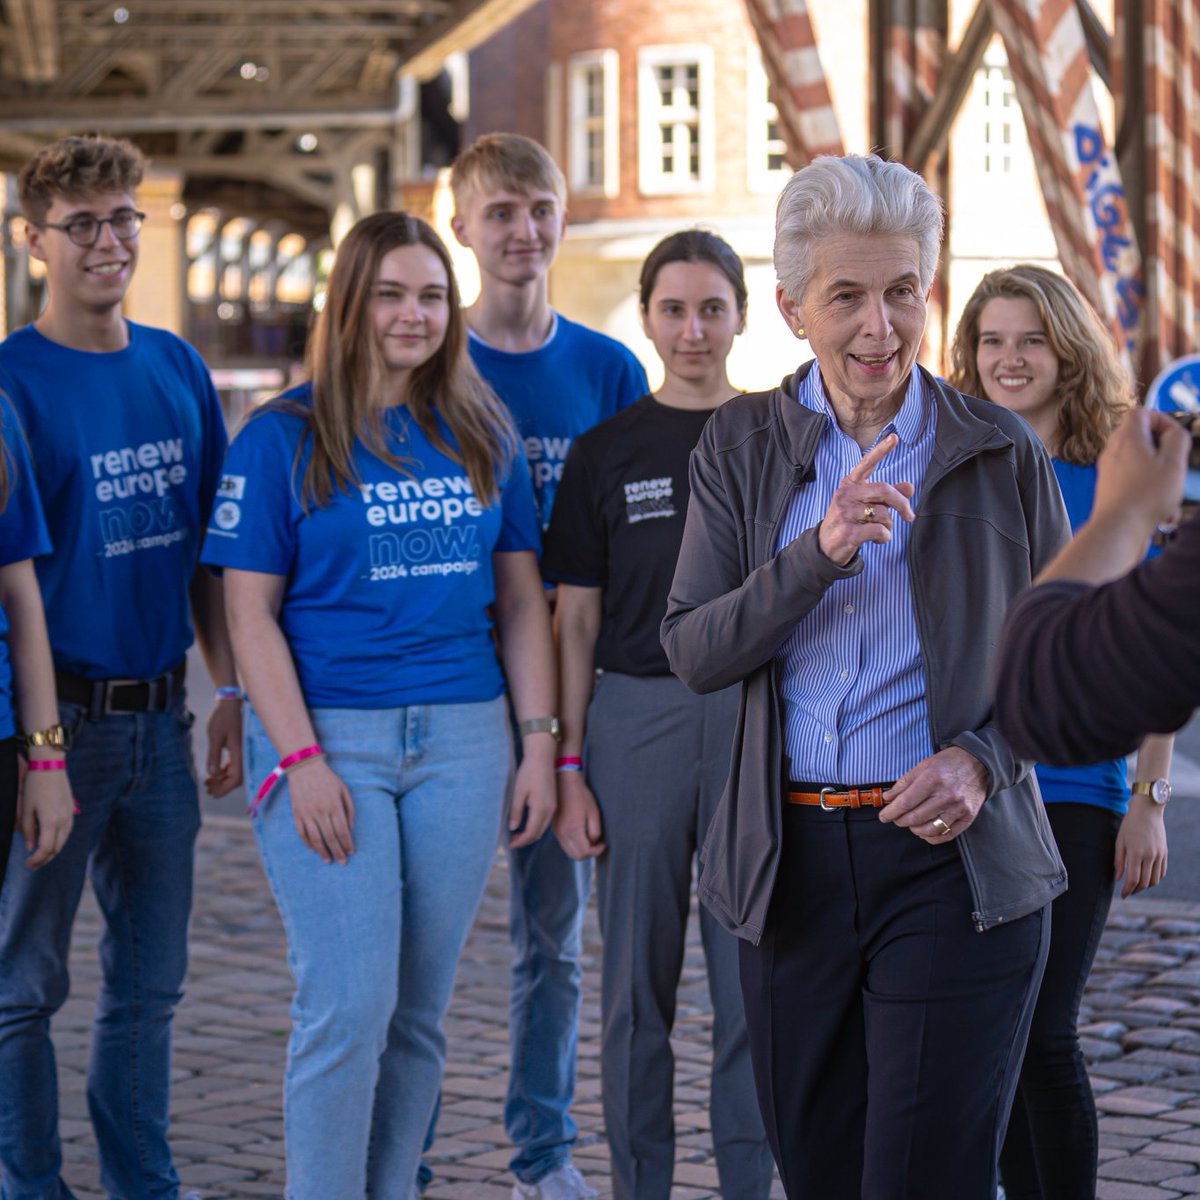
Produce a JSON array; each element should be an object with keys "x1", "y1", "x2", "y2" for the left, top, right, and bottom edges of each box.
[
  {"x1": 863, "y1": 504, "x2": 877, "y2": 522},
  {"x1": 931, "y1": 816, "x2": 951, "y2": 837}
]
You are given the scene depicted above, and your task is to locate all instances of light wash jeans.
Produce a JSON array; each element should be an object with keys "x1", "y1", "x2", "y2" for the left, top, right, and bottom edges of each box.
[
  {"x1": 245, "y1": 699, "x2": 511, "y2": 1200},
  {"x1": 504, "y1": 827, "x2": 592, "y2": 1182},
  {"x1": 0, "y1": 698, "x2": 200, "y2": 1200}
]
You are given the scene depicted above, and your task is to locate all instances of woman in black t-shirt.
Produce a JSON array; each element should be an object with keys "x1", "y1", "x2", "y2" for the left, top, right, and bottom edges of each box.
[{"x1": 542, "y1": 232, "x2": 773, "y2": 1200}]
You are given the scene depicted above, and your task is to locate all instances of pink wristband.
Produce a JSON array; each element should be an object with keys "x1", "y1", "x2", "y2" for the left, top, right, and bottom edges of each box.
[
  {"x1": 27, "y1": 759, "x2": 67, "y2": 771},
  {"x1": 250, "y1": 744, "x2": 323, "y2": 816}
]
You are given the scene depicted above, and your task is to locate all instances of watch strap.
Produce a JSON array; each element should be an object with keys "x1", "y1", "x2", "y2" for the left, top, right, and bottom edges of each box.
[{"x1": 518, "y1": 716, "x2": 560, "y2": 740}]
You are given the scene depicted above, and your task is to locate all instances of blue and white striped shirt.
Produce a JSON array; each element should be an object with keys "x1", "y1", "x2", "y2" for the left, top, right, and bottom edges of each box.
[{"x1": 774, "y1": 367, "x2": 937, "y2": 784}]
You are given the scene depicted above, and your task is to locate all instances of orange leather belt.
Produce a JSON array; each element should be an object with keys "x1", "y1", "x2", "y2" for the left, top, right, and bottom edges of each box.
[{"x1": 786, "y1": 786, "x2": 891, "y2": 810}]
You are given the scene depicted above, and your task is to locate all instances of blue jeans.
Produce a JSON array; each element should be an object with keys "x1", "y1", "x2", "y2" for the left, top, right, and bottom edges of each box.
[
  {"x1": 505, "y1": 827, "x2": 592, "y2": 1182},
  {"x1": 245, "y1": 699, "x2": 511, "y2": 1200},
  {"x1": 0, "y1": 699, "x2": 200, "y2": 1200}
]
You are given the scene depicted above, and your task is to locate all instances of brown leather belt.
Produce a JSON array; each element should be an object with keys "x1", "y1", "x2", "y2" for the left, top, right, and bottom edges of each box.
[{"x1": 786, "y1": 785, "x2": 893, "y2": 810}]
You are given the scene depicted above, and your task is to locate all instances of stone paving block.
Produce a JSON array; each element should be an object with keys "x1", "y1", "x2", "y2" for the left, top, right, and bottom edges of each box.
[
  {"x1": 1150, "y1": 1142, "x2": 1200, "y2": 1165},
  {"x1": 1108, "y1": 913, "x2": 1153, "y2": 930},
  {"x1": 1151, "y1": 1077, "x2": 1200, "y2": 1095},
  {"x1": 672, "y1": 1162, "x2": 721, "y2": 1188},
  {"x1": 1100, "y1": 1155, "x2": 1191, "y2": 1182},
  {"x1": 1163, "y1": 1129, "x2": 1200, "y2": 1145},
  {"x1": 1104, "y1": 1117, "x2": 1190, "y2": 1138},
  {"x1": 1092, "y1": 1061, "x2": 1174, "y2": 1084},
  {"x1": 1108, "y1": 1134, "x2": 1162, "y2": 1152},
  {"x1": 1163, "y1": 1109, "x2": 1200, "y2": 1126},
  {"x1": 1098, "y1": 1088, "x2": 1196, "y2": 1116},
  {"x1": 1125, "y1": 1029, "x2": 1200, "y2": 1050},
  {"x1": 426, "y1": 1183, "x2": 521, "y2": 1200},
  {"x1": 1162, "y1": 1178, "x2": 1200, "y2": 1194},
  {"x1": 456, "y1": 1147, "x2": 520, "y2": 1170},
  {"x1": 1086, "y1": 1021, "x2": 1133, "y2": 1039},
  {"x1": 1152, "y1": 921, "x2": 1200, "y2": 936},
  {"x1": 1129, "y1": 1050, "x2": 1200, "y2": 1071},
  {"x1": 1124, "y1": 952, "x2": 1189, "y2": 970},
  {"x1": 1130, "y1": 996, "x2": 1198, "y2": 1015},
  {"x1": 1097, "y1": 1183, "x2": 1184, "y2": 1199},
  {"x1": 1151, "y1": 969, "x2": 1200, "y2": 990}
]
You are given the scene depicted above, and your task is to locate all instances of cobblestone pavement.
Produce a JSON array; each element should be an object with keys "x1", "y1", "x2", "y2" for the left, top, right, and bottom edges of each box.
[{"x1": 41, "y1": 815, "x2": 1200, "y2": 1199}]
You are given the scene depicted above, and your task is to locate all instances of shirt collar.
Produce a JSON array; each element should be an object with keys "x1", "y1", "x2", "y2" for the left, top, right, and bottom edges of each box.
[{"x1": 797, "y1": 363, "x2": 927, "y2": 447}]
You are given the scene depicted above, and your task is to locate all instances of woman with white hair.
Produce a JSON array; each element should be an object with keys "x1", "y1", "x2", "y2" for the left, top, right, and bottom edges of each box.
[{"x1": 661, "y1": 154, "x2": 1070, "y2": 1196}]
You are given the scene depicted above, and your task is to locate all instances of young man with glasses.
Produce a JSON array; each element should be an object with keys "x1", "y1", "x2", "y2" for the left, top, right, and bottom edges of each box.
[{"x1": 0, "y1": 135, "x2": 241, "y2": 1200}]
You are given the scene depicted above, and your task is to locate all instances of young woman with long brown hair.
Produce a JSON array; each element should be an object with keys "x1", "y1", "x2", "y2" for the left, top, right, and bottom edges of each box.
[
  {"x1": 951, "y1": 263, "x2": 1172, "y2": 1200},
  {"x1": 203, "y1": 211, "x2": 556, "y2": 1200}
]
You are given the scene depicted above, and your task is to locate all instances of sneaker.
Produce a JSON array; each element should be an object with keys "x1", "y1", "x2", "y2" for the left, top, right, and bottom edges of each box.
[{"x1": 512, "y1": 1163, "x2": 598, "y2": 1200}]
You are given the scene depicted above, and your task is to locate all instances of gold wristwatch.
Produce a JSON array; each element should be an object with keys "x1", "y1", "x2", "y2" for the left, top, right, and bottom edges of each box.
[
  {"x1": 1132, "y1": 778, "x2": 1172, "y2": 806},
  {"x1": 24, "y1": 723, "x2": 69, "y2": 751}
]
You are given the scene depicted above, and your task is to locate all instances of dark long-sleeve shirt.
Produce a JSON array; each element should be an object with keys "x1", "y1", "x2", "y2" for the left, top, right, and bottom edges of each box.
[{"x1": 994, "y1": 512, "x2": 1200, "y2": 765}]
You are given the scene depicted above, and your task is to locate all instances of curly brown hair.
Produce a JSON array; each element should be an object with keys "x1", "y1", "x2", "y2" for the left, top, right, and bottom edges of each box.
[
  {"x1": 18, "y1": 135, "x2": 146, "y2": 223},
  {"x1": 948, "y1": 264, "x2": 1131, "y2": 465}
]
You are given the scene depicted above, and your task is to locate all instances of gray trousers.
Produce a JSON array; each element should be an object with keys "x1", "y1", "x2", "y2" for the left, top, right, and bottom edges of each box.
[{"x1": 586, "y1": 671, "x2": 773, "y2": 1200}]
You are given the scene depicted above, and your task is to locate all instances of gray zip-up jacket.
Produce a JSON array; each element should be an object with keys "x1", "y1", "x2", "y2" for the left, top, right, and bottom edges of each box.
[{"x1": 661, "y1": 363, "x2": 1070, "y2": 943}]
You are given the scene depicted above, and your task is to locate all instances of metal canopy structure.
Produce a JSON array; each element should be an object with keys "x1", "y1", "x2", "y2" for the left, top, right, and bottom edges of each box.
[
  {"x1": 0, "y1": 0, "x2": 536, "y2": 213},
  {"x1": 755, "y1": 0, "x2": 1200, "y2": 384}
]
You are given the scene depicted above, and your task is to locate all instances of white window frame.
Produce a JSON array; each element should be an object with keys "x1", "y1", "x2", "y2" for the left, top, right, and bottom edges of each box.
[
  {"x1": 746, "y1": 52, "x2": 790, "y2": 194},
  {"x1": 979, "y1": 43, "x2": 1017, "y2": 176},
  {"x1": 567, "y1": 49, "x2": 619, "y2": 197},
  {"x1": 544, "y1": 61, "x2": 564, "y2": 167},
  {"x1": 637, "y1": 44, "x2": 715, "y2": 196}
]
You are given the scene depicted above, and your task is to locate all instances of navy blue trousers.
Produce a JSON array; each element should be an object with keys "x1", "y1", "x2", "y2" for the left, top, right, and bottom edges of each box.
[{"x1": 739, "y1": 804, "x2": 1050, "y2": 1199}]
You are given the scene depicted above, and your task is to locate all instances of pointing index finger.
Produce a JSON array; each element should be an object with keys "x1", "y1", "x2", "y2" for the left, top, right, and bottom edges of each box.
[{"x1": 846, "y1": 433, "x2": 898, "y2": 484}]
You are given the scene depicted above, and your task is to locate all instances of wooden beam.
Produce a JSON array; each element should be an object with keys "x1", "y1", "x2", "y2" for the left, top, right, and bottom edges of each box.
[
  {"x1": 65, "y1": 0, "x2": 443, "y2": 12},
  {"x1": 400, "y1": 0, "x2": 542, "y2": 80},
  {"x1": 903, "y1": 0, "x2": 993, "y2": 168},
  {"x1": 0, "y1": 101, "x2": 401, "y2": 131},
  {"x1": 62, "y1": 22, "x2": 421, "y2": 42},
  {"x1": 5, "y1": 0, "x2": 59, "y2": 82}
]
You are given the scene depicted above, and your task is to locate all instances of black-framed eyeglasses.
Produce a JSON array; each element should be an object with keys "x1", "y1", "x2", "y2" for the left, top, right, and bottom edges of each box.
[{"x1": 32, "y1": 210, "x2": 145, "y2": 246}]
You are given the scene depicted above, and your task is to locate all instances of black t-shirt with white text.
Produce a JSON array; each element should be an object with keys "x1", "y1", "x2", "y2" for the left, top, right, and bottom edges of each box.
[{"x1": 541, "y1": 394, "x2": 720, "y2": 676}]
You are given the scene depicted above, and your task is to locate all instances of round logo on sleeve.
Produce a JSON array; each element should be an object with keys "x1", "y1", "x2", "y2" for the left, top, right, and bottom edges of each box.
[{"x1": 214, "y1": 501, "x2": 241, "y2": 531}]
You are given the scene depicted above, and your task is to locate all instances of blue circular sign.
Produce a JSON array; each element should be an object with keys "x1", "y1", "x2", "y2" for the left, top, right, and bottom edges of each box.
[{"x1": 1146, "y1": 354, "x2": 1200, "y2": 502}]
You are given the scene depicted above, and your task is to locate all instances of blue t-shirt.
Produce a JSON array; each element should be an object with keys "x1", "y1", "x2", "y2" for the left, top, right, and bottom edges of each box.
[
  {"x1": 1034, "y1": 459, "x2": 1155, "y2": 815},
  {"x1": 200, "y1": 389, "x2": 540, "y2": 708},
  {"x1": 0, "y1": 396, "x2": 53, "y2": 739},
  {"x1": 469, "y1": 314, "x2": 647, "y2": 530},
  {"x1": 0, "y1": 323, "x2": 227, "y2": 680}
]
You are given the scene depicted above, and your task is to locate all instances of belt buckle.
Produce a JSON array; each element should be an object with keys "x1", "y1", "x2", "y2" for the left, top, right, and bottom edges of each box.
[
  {"x1": 819, "y1": 786, "x2": 840, "y2": 811},
  {"x1": 102, "y1": 677, "x2": 148, "y2": 715}
]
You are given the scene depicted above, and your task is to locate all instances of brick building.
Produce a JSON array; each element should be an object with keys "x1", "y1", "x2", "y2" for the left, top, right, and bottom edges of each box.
[{"x1": 454, "y1": 0, "x2": 841, "y2": 391}]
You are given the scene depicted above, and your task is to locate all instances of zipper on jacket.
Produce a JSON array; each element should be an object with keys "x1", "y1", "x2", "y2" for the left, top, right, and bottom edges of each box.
[{"x1": 906, "y1": 439, "x2": 997, "y2": 930}]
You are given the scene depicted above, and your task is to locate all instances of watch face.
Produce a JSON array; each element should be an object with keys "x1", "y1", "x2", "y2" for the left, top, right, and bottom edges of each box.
[{"x1": 1152, "y1": 778, "x2": 1172, "y2": 805}]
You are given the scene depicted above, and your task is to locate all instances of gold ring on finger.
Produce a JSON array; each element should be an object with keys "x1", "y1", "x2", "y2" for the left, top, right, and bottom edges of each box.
[
  {"x1": 863, "y1": 504, "x2": 877, "y2": 522},
  {"x1": 931, "y1": 816, "x2": 951, "y2": 836}
]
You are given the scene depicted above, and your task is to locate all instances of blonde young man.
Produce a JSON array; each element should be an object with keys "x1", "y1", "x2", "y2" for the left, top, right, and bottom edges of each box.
[
  {"x1": 0, "y1": 135, "x2": 240, "y2": 1200},
  {"x1": 446, "y1": 133, "x2": 646, "y2": 1200}
]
